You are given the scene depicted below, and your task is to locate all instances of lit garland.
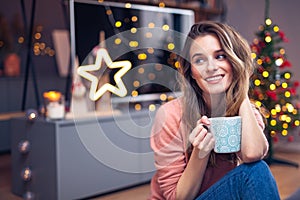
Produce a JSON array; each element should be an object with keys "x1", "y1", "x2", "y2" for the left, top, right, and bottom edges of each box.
[
  {"x1": 250, "y1": 18, "x2": 300, "y2": 142},
  {"x1": 0, "y1": 23, "x2": 54, "y2": 57},
  {"x1": 87, "y1": 1, "x2": 182, "y2": 111}
]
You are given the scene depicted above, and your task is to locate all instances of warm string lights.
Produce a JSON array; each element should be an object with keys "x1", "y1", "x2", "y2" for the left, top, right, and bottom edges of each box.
[
  {"x1": 18, "y1": 110, "x2": 39, "y2": 199},
  {"x1": 23, "y1": 191, "x2": 35, "y2": 200},
  {"x1": 250, "y1": 18, "x2": 300, "y2": 142},
  {"x1": 108, "y1": 14, "x2": 178, "y2": 65},
  {"x1": 90, "y1": 1, "x2": 183, "y2": 111},
  {"x1": 0, "y1": 24, "x2": 55, "y2": 57},
  {"x1": 32, "y1": 25, "x2": 55, "y2": 57},
  {"x1": 18, "y1": 140, "x2": 31, "y2": 154},
  {"x1": 25, "y1": 109, "x2": 38, "y2": 122},
  {"x1": 130, "y1": 91, "x2": 176, "y2": 111},
  {"x1": 21, "y1": 167, "x2": 32, "y2": 181}
]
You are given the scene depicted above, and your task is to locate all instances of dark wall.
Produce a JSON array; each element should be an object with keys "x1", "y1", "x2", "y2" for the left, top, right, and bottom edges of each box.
[
  {"x1": 0, "y1": 0, "x2": 69, "y2": 112},
  {"x1": 1, "y1": 0, "x2": 299, "y2": 113}
]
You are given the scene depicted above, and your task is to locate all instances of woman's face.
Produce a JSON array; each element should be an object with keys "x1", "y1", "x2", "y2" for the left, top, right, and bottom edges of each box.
[{"x1": 190, "y1": 34, "x2": 233, "y2": 97}]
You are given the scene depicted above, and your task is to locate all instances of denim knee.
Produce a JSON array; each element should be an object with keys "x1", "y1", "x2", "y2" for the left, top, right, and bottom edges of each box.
[
  {"x1": 241, "y1": 160, "x2": 272, "y2": 179},
  {"x1": 239, "y1": 160, "x2": 280, "y2": 199},
  {"x1": 196, "y1": 160, "x2": 280, "y2": 200}
]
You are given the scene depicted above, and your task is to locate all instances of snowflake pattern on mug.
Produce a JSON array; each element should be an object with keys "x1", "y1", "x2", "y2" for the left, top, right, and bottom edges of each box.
[{"x1": 209, "y1": 116, "x2": 242, "y2": 153}]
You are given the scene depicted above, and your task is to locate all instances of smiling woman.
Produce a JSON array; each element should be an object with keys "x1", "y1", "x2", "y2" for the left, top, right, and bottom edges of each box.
[
  {"x1": 190, "y1": 34, "x2": 232, "y2": 97},
  {"x1": 149, "y1": 21, "x2": 280, "y2": 200}
]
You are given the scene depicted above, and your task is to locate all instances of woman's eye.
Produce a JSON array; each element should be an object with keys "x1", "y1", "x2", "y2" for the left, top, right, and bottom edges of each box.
[
  {"x1": 194, "y1": 57, "x2": 205, "y2": 65},
  {"x1": 216, "y1": 54, "x2": 227, "y2": 60}
]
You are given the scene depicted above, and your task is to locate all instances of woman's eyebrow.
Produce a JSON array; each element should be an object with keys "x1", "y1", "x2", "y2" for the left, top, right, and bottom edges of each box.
[
  {"x1": 215, "y1": 49, "x2": 224, "y2": 53},
  {"x1": 191, "y1": 49, "x2": 224, "y2": 59},
  {"x1": 191, "y1": 53, "x2": 203, "y2": 59}
]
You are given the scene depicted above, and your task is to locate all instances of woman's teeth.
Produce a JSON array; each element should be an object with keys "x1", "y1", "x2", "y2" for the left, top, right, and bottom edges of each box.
[{"x1": 205, "y1": 75, "x2": 223, "y2": 82}]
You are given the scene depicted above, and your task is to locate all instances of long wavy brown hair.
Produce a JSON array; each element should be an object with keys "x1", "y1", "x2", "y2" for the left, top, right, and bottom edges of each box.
[{"x1": 177, "y1": 21, "x2": 255, "y2": 164}]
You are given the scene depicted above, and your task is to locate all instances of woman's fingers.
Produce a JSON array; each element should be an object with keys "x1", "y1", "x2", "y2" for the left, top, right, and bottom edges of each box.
[
  {"x1": 198, "y1": 132, "x2": 215, "y2": 151},
  {"x1": 197, "y1": 116, "x2": 210, "y2": 126},
  {"x1": 189, "y1": 124, "x2": 207, "y2": 146},
  {"x1": 193, "y1": 124, "x2": 208, "y2": 146},
  {"x1": 189, "y1": 124, "x2": 202, "y2": 143},
  {"x1": 190, "y1": 115, "x2": 215, "y2": 158},
  {"x1": 197, "y1": 132, "x2": 215, "y2": 159}
]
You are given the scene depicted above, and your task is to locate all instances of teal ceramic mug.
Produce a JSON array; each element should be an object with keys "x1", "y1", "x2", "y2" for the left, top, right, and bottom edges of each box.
[{"x1": 209, "y1": 116, "x2": 242, "y2": 153}]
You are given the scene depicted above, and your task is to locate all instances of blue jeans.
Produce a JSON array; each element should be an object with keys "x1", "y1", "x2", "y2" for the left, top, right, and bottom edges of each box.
[{"x1": 195, "y1": 160, "x2": 280, "y2": 200}]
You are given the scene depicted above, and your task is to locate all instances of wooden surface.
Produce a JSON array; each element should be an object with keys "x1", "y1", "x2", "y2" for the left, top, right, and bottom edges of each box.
[
  {"x1": 0, "y1": 112, "x2": 24, "y2": 120},
  {"x1": 1, "y1": 152, "x2": 300, "y2": 200}
]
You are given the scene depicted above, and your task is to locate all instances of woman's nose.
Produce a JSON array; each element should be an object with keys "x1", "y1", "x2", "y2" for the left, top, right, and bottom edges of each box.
[{"x1": 206, "y1": 58, "x2": 218, "y2": 72}]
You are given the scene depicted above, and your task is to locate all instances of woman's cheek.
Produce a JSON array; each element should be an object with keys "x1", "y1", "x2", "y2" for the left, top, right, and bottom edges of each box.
[{"x1": 191, "y1": 66, "x2": 203, "y2": 79}]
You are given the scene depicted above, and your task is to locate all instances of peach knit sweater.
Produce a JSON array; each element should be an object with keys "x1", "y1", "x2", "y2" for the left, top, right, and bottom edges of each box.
[{"x1": 149, "y1": 98, "x2": 265, "y2": 199}]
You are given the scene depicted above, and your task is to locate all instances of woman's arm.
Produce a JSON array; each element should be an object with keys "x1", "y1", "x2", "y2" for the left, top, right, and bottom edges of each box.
[
  {"x1": 176, "y1": 148, "x2": 209, "y2": 200},
  {"x1": 151, "y1": 101, "x2": 214, "y2": 200},
  {"x1": 176, "y1": 116, "x2": 214, "y2": 200},
  {"x1": 238, "y1": 97, "x2": 269, "y2": 163}
]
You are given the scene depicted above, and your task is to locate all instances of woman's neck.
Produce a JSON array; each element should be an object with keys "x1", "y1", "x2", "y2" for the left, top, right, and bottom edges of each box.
[{"x1": 204, "y1": 92, "x2": 227, "y2": 117}]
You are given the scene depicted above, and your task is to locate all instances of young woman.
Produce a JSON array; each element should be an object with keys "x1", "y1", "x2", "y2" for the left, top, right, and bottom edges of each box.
[{"x1": 149, "y1": 21, "x2": 280, "y2": 200}]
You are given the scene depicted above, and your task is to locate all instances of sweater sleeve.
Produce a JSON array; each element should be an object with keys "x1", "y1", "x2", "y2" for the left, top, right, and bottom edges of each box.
[
  {"x1": 150, "y1": 100, "x2": 187, "y2": 199},
  {"x1": 251, "y1": 104, "x2": 265, "y2": 130}
]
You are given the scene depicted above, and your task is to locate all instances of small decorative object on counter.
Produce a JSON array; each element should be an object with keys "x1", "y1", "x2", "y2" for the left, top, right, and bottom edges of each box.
[
  {"x1": 43, "y1": 91, "x2": 65, "y2": 120},
  {"x1": 3, "y1": 53, "x2": 21, "y2": 77}
]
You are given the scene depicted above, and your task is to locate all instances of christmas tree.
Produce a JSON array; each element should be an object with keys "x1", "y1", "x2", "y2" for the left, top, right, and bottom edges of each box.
[
  {"x1": 250, "y1": 17, "x2": 300, "y2": 141},
  {"x1": 249, "y1": 3, "x2": 300, "y2": 166}
]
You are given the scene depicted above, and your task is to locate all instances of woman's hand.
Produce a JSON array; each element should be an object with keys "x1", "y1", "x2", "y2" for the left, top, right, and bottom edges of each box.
[{"x1": 189, "y1": 116, "x2": 215, "y2": 159}]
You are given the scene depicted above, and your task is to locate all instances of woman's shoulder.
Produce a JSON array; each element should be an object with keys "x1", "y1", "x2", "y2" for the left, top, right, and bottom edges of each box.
[
  {"x1": 156, "y1": 98, "x2": 183, "y2": 119},
  {"x1": 151, "y1": 98, "x2": 185, "y2": 154},
  {"x1": 152, "y1": 98, "x2": 183, "y2": 130},
  {"x1": 161, "y1": 97, "x2": 182, "y2": 108}
]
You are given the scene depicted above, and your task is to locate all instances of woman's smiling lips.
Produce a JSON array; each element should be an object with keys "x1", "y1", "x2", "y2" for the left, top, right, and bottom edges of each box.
[{"x1": 205, "y1": 74, "x2": 224, "y2": 83}]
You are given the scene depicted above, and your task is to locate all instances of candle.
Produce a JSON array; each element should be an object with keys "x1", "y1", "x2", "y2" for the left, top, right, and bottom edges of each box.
[
  {"x1": 43, "y1": 91, "x2": 65, "y2": 120},
  {"x1": 46, "y1": 101, "x2": 65, "y2": 119},
  {"x1": 43, "y1": 91, "x2": 62, "y2": 102}
]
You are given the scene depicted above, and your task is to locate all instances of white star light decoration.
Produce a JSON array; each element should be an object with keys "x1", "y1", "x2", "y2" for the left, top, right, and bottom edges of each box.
[{"x1": 77, "y1": 48, "x2": 132, "y2": 101}]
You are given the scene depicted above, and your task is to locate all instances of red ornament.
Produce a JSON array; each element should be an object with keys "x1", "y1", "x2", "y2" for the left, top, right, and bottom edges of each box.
[
  {"x1": 266, "y1": 90, "x2": 278, "y2": 101},
  {"x1": 258, "y1": 66, "x2": 264, "y2": 73},
  {"x1": 280, "y1": 60, "x2": 292, "y2": 69},
  {"x1": 273, "y1": 135, "x2": 279, "y2": 143},
  {"x1": 264, "y1": 56, "x2": 271, "y2": 63},
  {"x1": 296, "y1": 102, "x2": 300, "y2": 109},
  {"x1": 289, "y1": 88, "x2": 296, "y2": 95},
  {"x1": 253, "y1": 89, "x2": 260, "y2": 96},
  {"x1": 259, "y1": 41, "x2": 266, "y2": 48},
  {"x1": 251, "y1": 44, "x2": 258, "y2": 52},
  {"x1": 279, "y1": 31, "x2": 289, "y2": 42}
]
